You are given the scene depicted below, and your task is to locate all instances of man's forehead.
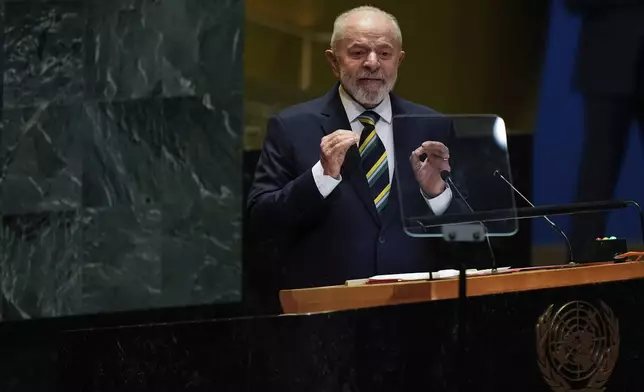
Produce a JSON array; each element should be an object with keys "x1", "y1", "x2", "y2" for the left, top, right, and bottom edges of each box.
[
  {"x1": 344, "y1": 12, "x2": 394, "y2": 31},
  {"x1": 342, "y1": 20, "x2": 398, "y2": 45}
]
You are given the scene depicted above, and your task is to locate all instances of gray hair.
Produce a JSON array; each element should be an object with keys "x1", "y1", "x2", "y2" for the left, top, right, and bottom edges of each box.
[{"x1": 330, "y1": 6, "x2": 402, "y2": 50}]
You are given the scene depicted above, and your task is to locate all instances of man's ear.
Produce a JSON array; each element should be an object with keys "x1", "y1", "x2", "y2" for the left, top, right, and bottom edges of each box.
[
  {"x1": 325, "y1": 50, "x2": 341, "y2": 78},
  {"x1": 397, "y1": 50, "x2": 406, "y2": 66}
]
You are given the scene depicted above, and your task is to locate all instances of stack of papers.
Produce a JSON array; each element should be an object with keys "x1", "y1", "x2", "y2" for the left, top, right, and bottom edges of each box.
[{"x1": 345, "y1": 267, "x2": 511, "y2": 286}]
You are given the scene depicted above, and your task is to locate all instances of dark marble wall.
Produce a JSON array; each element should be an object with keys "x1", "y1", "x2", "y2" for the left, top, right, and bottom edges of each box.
[{"x1": 0, "y1": 0, "x2": 243, "y2": 319}]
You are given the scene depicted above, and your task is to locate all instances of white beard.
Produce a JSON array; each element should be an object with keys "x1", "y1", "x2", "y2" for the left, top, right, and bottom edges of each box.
[{"x1": 340, "y1": 70, "x2": 397, "y2": 107}]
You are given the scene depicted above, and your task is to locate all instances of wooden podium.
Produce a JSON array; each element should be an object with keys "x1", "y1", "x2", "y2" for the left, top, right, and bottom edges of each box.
[
  {"x1": 280, "y1": 261, "x2": 644, "y2": 314},
  {"x1": 274, "y1": 260, "x2": 644, "y2": 390},
  {"x1": 9, "y1": 260, "x2": 642, "y2": 391}
]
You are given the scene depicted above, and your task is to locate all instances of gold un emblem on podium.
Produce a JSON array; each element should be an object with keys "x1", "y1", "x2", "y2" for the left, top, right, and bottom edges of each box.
[{"x1": 536, "y1": 300, "x2": 620, "y2": 392}]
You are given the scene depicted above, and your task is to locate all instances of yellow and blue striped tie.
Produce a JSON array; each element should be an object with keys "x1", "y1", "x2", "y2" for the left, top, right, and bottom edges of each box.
[{"x1": 358, "y1": 111, "x2": 389, "y2": 213}]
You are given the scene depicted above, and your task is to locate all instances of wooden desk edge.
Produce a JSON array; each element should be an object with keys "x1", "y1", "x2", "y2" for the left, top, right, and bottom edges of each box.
[{"x1": 279, "y1": 261, "x2": 644, "y2": 314}]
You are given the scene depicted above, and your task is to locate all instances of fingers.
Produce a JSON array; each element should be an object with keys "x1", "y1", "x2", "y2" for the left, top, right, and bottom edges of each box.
[
  {"x1": 418, "y1": 154, "x2": 450, "y2": 172},
  {"x1": 411, "y1": 146, "x2": 425, "y2": 157},
  {"x1": 421, "y1": 141, "x2": 449, "y2": 160},
  {"x1": 410, "y1": 143, "x2": 449, "y2": 162},
  {"x1": 335, "y1": 137, "x2": 358, "y2": 153},
  {"x1": 427, "y1": 156, "x2": 451, "y2": 172},
  {"x1": 324, "y1": 136, "x2": 346, "y2": 151},
  {"x1": 409, "y1": 146, "x2": 425, "y2": 168},
  {"x1": 410, "y1": 143, "x2": 451, "y2": 172},
  {"x1": 321, "y1": 130, "x2": 359, "y2": 157},
  {"x1": 322, "y1": 130, "x2": 358, "y2": 148},
  {"x1": 409, "y1": 147, "x2": 421, "y2": 166},
  {"x1": 330, "y1": 129, "x2": 357, "y2": 140}
]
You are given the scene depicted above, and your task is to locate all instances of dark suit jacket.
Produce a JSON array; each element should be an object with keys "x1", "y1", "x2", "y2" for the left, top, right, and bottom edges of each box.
[
  {"x1": 566, "y1": 0, "x2": 644, "y2": 94},
  {"x1": 245, "y1": 84, "x2": 464, "y2": 310}
]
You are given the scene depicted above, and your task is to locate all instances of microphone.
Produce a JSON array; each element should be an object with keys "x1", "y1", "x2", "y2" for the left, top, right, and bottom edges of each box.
[
  {"x1": 493, "y1": 169, "x2": 575, "y2": 264},
  {"x1": 440, "y1": 170, "x2": 497, "y2": 271},
  {"x1": 441, "y1": 170, "x2": 473, "y2": 212}
]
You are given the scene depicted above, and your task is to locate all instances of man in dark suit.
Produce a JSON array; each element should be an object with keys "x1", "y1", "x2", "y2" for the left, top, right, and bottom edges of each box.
[
  {"x1": 565, "y1": 0, "x2": 644, "y2": 258},
  {"x1": 245, "y1": 6, "x2": 464, "y2": 310}
]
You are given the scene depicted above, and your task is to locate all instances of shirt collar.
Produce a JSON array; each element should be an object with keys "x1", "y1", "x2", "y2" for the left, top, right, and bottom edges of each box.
[{"x1": 338, "y1": 84, "x2": 392, "y2": 124}]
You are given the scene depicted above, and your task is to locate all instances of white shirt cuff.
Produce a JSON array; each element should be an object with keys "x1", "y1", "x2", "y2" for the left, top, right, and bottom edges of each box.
[
  {"x1": 312, "y1": 161, "x2": 342, "y2": 198},
  {"x1": 422, "y1": 185, "x2": 453, "y2": 215}
]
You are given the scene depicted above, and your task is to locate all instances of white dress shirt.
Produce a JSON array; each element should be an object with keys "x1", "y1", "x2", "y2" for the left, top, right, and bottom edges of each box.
[{"x1": 311, "y1": 85, "x2": 453, "y2": 215}]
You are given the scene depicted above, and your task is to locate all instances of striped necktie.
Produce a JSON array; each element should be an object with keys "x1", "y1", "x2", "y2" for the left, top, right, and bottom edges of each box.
[{"x1": 357, "y1": 110, "x2": 390, "y2": 213}]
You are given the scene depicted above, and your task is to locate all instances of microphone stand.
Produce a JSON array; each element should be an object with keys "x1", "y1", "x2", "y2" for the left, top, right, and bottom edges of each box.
[
  {"x1": 439, "y1": 171, "x2": 493, "y2": 391},
  {"x1": 494, "y1": 170, "x2": 576, "y2": 264},
  {"x1": 444, "y1": 173, "x2": 498, "y2": 271},
  {"x1": 441, "y1": 223, "x2": 486, "y2": 392}
]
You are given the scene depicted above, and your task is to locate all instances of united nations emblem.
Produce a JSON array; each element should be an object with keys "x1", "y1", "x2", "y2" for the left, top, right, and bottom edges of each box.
[{"x1": 536, "y1": 301, "x2": 620, "y2": 392}]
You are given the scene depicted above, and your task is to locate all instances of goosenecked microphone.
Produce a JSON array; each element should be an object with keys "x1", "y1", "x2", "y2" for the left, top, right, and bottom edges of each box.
[
  {"x1": 493, "y1": 169, "x2": 574, "y2": 264},
  {"x1": 440, "y1": 170, "x2": 497, "y2": 271},
  {"x1": 440, "y1": 170, "x2": 472, "y2": 212}
]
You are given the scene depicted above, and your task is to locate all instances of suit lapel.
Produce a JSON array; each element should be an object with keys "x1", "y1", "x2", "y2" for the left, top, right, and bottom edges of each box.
[{"x1": 320, "y1": 85, "x2": 381, "y2": 225}]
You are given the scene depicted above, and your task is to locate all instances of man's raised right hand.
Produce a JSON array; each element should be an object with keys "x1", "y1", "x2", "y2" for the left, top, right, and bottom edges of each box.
[{"x1": 320, "y1": 130, "x2": 359, "y2": 178}]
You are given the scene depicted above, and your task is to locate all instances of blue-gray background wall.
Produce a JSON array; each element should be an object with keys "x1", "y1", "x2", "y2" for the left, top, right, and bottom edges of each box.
[{"x1": 0, "y1": 0, "x2": 243, "y2": 320}]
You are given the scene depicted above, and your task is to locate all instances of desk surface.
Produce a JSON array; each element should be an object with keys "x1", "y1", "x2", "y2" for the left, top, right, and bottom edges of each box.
[{"x1": 279, "y1": 261, "x2": 644, "y2": 314}]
